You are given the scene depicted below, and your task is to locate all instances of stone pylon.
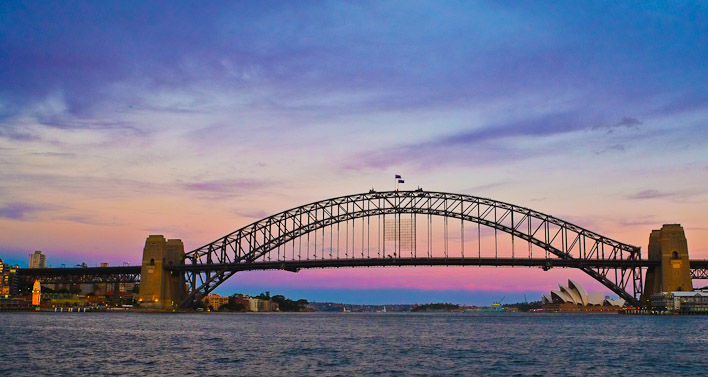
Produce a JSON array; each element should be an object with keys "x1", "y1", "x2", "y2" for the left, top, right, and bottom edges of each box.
[
  {"x1": 642, "y1": 224, "x2": 693, "y2": 302},
  {"x1": 138, "y1": 235, "x2": 186, "y2": 309}
]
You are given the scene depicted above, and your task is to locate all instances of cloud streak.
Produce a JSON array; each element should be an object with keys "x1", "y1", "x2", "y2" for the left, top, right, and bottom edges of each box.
[
  {"x1": 183, "y1": 179, "x2": 268, "y2": 193},
  {"x1": 346, "y1": 113, "x2": 645, "y2": 170},
  {"x1": 628, "y1": 190, "x2": 671, "y2": 200},
  {"x1": 0, "y1": 203, "x2": 37, "y2": 220}
]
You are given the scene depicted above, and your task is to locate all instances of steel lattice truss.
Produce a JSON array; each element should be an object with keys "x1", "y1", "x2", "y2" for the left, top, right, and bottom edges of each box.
[
  {"x1": 693, "y1": 270, "x2": 708, "y2": 279},
  {"x1": 178, "y1": 190, "x2": 643, "y2": 307},
  {"x1": 690, "y1": 260, "x2": 708, "y2": 279},
  {"x1": 17, "y1": 266, "x2": 141, "y2": 284}
]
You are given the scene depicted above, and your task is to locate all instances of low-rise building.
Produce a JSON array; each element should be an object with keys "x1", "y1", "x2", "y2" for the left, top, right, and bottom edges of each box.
[
  {"x1": 248, "y1": 297, "x2": 260, "y2": 312},
  {"x1": 243, "y1": 297, "x2": 279, "y2": 312},
  {"x1": 231, "y1": 294, "x2": 250, "y2": 309},
  {"x1": 651, "y1": 290, "x2": 708, "y2": 313},
  {"x1": 204, "y1": 293, "x2": 229, "y2": 310},
  {"x1": 257, "y1": 299, "x2": 278, "y2": 312}
]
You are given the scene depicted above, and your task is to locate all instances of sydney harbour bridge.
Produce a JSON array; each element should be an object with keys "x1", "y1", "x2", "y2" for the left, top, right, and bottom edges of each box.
[{"x1": 16, "y1": 190, "x2": 708, "y2": 308}]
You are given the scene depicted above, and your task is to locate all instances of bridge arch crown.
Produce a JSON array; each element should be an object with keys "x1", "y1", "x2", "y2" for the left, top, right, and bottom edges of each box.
[{"x1": 180, "y1": 190, "x2": 642, "y2": 308}]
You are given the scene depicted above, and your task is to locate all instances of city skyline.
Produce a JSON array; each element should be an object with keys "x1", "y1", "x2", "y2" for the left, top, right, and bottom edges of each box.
[{"x1": 1, "y1": 2, "x2": 707, "y2": 304}]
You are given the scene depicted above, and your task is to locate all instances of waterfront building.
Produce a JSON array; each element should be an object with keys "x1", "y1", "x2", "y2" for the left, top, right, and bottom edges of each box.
[
  {"x1": 28, "y1": 250, "x2": 46, "y2": 268},
  {"x1": 0, "y1": 258, "x2": 19, "y2": 298},
  {"x1": 231, "y1": 294, "x2": 251, "y2": 309},
  {"x1": 248, "y1": 297, "x2": 260, "y2": 312},
  {"x1": 45, "y1": 293, "x2": 88, "y2": 306},
  {"x1": 650, "y1": 290, "x2": 708, "y2": 313},
  {"x1": 240, "y1": 297, "x2": 278, "y2": 312},
  {"x1": 0, "y1": 297, "x2": 33, "y2": 311},
  {"x1": 257, "y1": 299, "x2": 278, "y2": 312},
  {"x1": 204, "y1": 293, "x2": 229, "y2": 310}
]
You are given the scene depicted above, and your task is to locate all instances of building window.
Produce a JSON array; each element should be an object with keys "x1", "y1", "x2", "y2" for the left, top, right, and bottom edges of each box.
[
  {"x1": 672, "y1": 251, "x2": 679, "y2": 260},
  {"x1": 149, "y1": 258, "x2": 155, "y2": 266}
]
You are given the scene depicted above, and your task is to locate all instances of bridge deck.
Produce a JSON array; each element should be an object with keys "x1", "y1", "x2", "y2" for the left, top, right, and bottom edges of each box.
[
  {"x1": 166, "y1": 257, "x2": 660, "y2": 273},
  {"x1": 15, "y1": 259, "x2": 708, "y2": 277},
  {"x1": 16, "y1": 266, "x2": 142, "y2": 276}
]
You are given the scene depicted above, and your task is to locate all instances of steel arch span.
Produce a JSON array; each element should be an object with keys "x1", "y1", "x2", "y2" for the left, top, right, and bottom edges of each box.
[{"x1": 176, "y1": 190, "x2": 643, "y2": 308}]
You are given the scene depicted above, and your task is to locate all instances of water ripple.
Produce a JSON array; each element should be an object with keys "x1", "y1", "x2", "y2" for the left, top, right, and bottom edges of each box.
[{"x1": 2, "y1": 312, "x2": 708, "y2": 376}]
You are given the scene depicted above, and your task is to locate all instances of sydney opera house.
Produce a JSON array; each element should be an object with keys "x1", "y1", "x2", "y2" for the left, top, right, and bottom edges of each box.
[{"x1": 541, "y1": 280, "x2": 625, "y2": 311}]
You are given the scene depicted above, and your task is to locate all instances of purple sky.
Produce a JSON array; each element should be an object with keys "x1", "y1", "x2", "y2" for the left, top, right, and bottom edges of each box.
[{"x1": 1, "y1": 2, "x2": 707, "y2": 305}]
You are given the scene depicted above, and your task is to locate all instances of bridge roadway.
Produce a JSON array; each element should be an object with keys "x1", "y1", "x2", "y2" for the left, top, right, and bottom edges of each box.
[
  {"x1": 16, "y1": 265, "x2": 141, "y2": 283},
  {"x1": 167, "y1": 257, "x2": 659, "y2": 273},
  {"x1": 16, "y1": 258, "x2": 708, "y2": 277},
  {"x1": 15, "y1": 259, "x2": 708, "y2": 285}
]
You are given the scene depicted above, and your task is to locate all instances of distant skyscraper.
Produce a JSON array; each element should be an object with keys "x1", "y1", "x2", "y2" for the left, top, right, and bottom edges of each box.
[{"x1": 29, "y1": 250, "x2": 46, "y2": 268}]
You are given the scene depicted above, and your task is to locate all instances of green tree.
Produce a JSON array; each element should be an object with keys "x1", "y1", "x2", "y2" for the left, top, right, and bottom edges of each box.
[{"x1": 297, "y1": 299, "x2": 309, "y2": 311}]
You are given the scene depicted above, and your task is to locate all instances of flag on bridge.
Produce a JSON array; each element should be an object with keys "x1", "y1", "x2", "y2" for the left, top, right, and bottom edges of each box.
[
  {"x1": 395, "y1": 174, "x2": 401, "y2": 179},
  {"x1": 398, "y1": 179, "x2": 404, "y2": 184}
]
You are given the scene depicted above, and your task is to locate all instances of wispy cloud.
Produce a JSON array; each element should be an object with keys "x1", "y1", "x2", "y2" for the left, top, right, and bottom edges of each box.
[
  {"x1": 590, "y1": 117, "x2": 642, "y2": 132},
  {"x1": 626, "y1": 189, "x2": 693, "y2": 201},
  {"x1": 58, "y1": 214, "x2": 123, "y2": 227},
  {"x1": 459, "y1": 181, "x2": 512, "y2": 195},
  {"x1": 345, "y1": 111, "x2": 592, "y2": 170},
  {"x1": 595, "y1": 144, "x2": 626, "y2": 155},
  {"x1": 0, "y1": 203, "x2": 37, "y2": 220},
  {"x1": 0, "y1": 127, "x2": 40, "y2": 141},
  {"x1": 627, "y1": 189, "x2": 673, "y2": 200},
  {"x1": 0, "y1": 201, "x2": 121, "y2": 226},
  {"x1": 233, "y1": 209, "x2": 271, "y2": 219},
  {"x1": 616, "y1": 216, "x2": 662, "y2": 228},
  {"x1": 183, "y1": 179, "x2": 267, "y2": 193}
]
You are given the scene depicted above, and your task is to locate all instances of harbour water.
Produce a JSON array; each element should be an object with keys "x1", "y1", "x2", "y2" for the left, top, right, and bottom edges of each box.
[{"x1": 2, "y1": 312, "x2": 708, "y2": 376}]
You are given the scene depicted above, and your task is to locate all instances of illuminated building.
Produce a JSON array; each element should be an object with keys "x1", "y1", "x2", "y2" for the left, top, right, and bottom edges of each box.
[
  {"x1": 204, "y1": 293, "x2": 229, "y2": 310},
  {"x1": 29, "y1": 250, "x2": 46, "y2": 268},
  {"x1": 32, "y1": 280, "x2": 41, "y2": 306},
  {"x1": 0, "y1": 258, "x2": 19, "y2": 298}
]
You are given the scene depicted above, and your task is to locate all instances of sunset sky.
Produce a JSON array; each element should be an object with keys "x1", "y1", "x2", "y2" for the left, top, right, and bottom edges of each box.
[{"x1": 1, "y1": 2, "x2": 707, "y2": 304}]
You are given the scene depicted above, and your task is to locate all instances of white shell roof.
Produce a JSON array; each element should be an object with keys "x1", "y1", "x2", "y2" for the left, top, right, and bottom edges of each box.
[
  {"x1": 560, "y1": 284, "x2": 581, "y2": 305},
  {"x1": 588, "y1": 292, "x2": 605, "y2": 306},
  {"x1": 551, "y1": 290, "x2": 572, "y2": 303},
  {"x1": 568, "y1": 279, "x2": 589, "y2": 306},
  {"x1": 604, "y1": 298, "x2": 625, "y2": 307},
  {"x1": 544, "y1": 281, "x2": 620, "y2": 306}
]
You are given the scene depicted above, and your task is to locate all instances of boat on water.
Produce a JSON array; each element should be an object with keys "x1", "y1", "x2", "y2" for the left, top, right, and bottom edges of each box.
[{"x1": 480, "y1": 298, "x2": 505, "y2": 312}]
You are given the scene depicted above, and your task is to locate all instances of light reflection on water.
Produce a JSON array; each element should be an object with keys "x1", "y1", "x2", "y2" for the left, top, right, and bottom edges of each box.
[{"x1": 1, "y1": 312, "x2": 708, "y2": 376}]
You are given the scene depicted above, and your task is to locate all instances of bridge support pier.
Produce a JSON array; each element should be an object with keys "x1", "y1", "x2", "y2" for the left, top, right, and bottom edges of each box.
[
  {"x1": 642, "y1": 224, "x2": 693, "y2": 303},
  {"x1": 138, "y1": 235, "x2": 186, "y2": 309}
]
